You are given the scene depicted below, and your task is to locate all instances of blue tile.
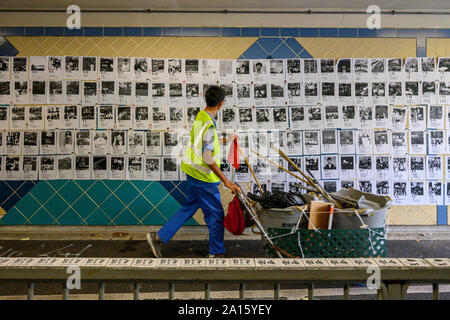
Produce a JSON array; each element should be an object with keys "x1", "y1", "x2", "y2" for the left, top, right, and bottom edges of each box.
[
  {"x1": 270, "y1": 43, "x2": 297, "y2": 59},
  {"x1": 84, "y1": 27, "x2": 103, "y2": 36},
  {"x1": 5, "y1": 27, "x2": 25, "y2": 36},
  {"x1": 45, "y1": 27, "x2": 64, "y2": 36},
  {"x1": 65, "y1": 27, "x2": 83, "y2": 36},
  {"x1": 242, "y1": 27, "x2": 260, "y2": 37},
  {"x1": 257, "y1": 38, "x2": 283, "y2": 55},
  {"x1": 124, "y1": 27, "x2": 142, "y2": 36},
  {"x1": 240, "y1": 42, "x2": 268, "y2": 59},
  {"x1": 182, "y1": 27, "x2": 202, "y2": 36},
  {"x1": 0, "y1": 27, "x2": 5, "y2": 36},
  {"x1": 25, "y1": 27, "x2": 44, "y2": 36},
  {"x1": 437, "y1": 205, "x2": 447, "y2": 225},
  {"x1": 299, "y1": 28, "x2": 318, "y2": 37},
  {"x1": 436, "y1": 29, "x2": 450, "y2": 38},
  {"x1": 0, "y1": 38, "x2": 17, "y2": 56},
  {"x1": 162, "y1": 27, "x2": 182, "y2": 36},
  {"x1": 319, "y1": 28, "x2": 338, "y2": 37},
  {"x1": 358, "y1": 28, "x2": 378, "y2": 38},
  {"x1": 417, "y1": 47, "x2": 426, "y2": 57},
  {"x1": 285, "y1": 38, "x2": 309, "y2": 56},
  {"x1": 378, "y1": 28, "x2": 398, "y2": 37},
  {"x1": 339, "y1": 28, "x2": 358, "y2": 38},
  {"x1": 222, "y1": 27, "x2": 240, "y2": 37},
  {"x1": 202, "y1": 27, "x2": 221, "y2": 36},
  {"x1": 280, "y1": 28, "x2": 299, "y2": 37},
  {"x1": 0, "y1": 207, "x2": 29, "y2": 225},
  {"x1": 261, "y1": 28, "x2": 279, "y2": 37},
  {"x1": 143, "y1": 27, "x2": 162, "y2": 36},
  {"x1": 417, "y1": 28, "x2": 436, "y2": 38},
  {"x1": 397, "y1": 29, "x2": 417, "y2": 38},
  {"x1": 2, "y1": 194, "x2": 20, "y2": 212},
  {"x1": 15, "y1": 181, "x2": 37, "y2": 198},
  {"x1": 104, "y1": 27, "x2": 123, "y2": 36}
]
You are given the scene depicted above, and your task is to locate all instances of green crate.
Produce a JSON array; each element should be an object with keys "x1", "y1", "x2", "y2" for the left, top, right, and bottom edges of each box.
[{"x1": 265, "y1": 227, "x2": 387, "y2": 258}]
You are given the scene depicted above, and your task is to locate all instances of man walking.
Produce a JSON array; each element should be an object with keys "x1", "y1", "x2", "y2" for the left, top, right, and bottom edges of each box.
[{"x1": 146, "y1": 86, "x2": 241, "y2": 258}]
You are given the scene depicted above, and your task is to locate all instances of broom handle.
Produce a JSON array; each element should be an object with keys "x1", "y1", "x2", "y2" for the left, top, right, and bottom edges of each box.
[{"x1": 238, "y1": 144, "x2": 264, "y2": 195}]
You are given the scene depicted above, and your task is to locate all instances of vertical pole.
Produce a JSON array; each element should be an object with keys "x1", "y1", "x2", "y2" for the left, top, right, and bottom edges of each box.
[
  {"x1": 308, "y1": 284, "x2": 314, "y2": 300},
  {"x1": 169, "y1": 283, "x2": 175, "y2": 300},
  {"x1": 433, "y1": 283, "x2": 439, "y2": 300},
  {"x1": 239, "y1": 282, "x2": 245, "y2": 300},
  {"x1": 63, "y1": 282, "x2": 69, "y2": 300},
  {"x1": 134, "y1": 282, "x2": 140, "y2": 300},
  {"x1": 27, "y1": 282, "x2": 34, "y2": 300},
  {"x1": 204, "y1": 283, "x2": 211, "y2": 300},
  {"x1": 343, "y1": 284, "x2": 349, "y2": 300},
  {"x1": 98, "y1": 282, "x2": 105, "y2": 300},
  {"x1": 274, "y1": 283, "x2": 280, "y2": 300}
]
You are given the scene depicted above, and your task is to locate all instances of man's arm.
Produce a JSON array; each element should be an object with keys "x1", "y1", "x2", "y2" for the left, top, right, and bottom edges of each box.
[{"x1": 203, "y1": 149, "x2": 241, "y2": 194}]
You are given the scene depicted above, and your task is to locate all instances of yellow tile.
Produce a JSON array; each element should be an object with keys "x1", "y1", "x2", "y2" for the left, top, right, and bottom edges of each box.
[
  {"x1": 296, "y1": 37, "x2": 416, "y2": 58},
  {"x1": 387, "y1": 205, "x2": 436, "y2": 225},
  {"x1": 427, "y1": 38, "x2": 450, "y2": 57}
]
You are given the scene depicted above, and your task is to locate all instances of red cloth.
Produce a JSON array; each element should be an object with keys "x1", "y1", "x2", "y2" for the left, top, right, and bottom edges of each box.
[
  {"x1": 227, "y1": 138, "x2": 240, "y2": 170},
  {"x1": 224, "y1": 196, "x2": 245, "y2": 235}
]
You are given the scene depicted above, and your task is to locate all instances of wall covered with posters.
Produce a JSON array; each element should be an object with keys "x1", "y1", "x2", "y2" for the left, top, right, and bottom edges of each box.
[{"x1": 0, "y1": 26, "x2": 449, "y2": 226}]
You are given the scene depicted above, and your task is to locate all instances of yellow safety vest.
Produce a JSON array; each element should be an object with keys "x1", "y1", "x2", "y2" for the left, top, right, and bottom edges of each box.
[{"x1": 181, "y1": 110, "x2": 221, "y2": 183}]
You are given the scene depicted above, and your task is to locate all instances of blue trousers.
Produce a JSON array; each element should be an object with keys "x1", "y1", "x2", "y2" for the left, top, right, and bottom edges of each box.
[{"x1": 158, "y1": 181, "x2": 225, "y2": 255}]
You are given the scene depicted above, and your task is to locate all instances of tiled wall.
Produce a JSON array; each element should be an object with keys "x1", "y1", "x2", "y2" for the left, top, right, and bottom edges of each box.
[{"x1": 0, "y1": 26, "x2": 450, "y2": 226}]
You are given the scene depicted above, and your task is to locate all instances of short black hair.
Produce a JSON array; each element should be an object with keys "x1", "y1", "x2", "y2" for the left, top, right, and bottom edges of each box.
[{"x1": 205, "y1": 85, "x2": 225, "y2": 107}]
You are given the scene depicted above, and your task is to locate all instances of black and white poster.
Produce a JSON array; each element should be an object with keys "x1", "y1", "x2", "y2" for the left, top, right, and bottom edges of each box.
[
  {"x1": 57, "y1": 130, "x2": 74, "y2": 154},
  {"x1": 421, "y1": 57, "x2": 436, "y2": 82},
  {"x1": 6, "y1": 131, "x2": 22, "y2": 155},
  {"x1": 45, "y1": 105, "x2": 61, "y2": 130},
  {"x1": 4, "y1": 156, "x2": 21, "y2": 180},
  {"x1": 269, "y1": 59, "x2": 285, "y2": 82},
  {"x1": 320, "y1": 58, "x2": 336, "y2": 82},
  {"x1": 218, "y1": 60, "x2": 234, "y2": 83},
  {"x1": 151, "y1": 58, "x2": 168, "y2": 82},
  {"x1": 375, "y1": 105, "x2": 390, "y2": 128},
  {"x1": 409, "y1": 105, "x2": 426, "y2": 131},
  {"x1": 253, "y1": 83, "x2": 268, "y2": 106},
  {"x1": 64, "y1": 80, "x2": 81, "y2": 104},
  {"x1": 168, "y1": 83, "x2": 184, "y2": 107},
  {"x1": 289, "y1": 106, "x2": 305, "y2": 130},
  {"x1": 98, "y1": 105, "x2": 114, "y2": 130},
  {"x1": 201, "y1": 59, "x2": 217, "y2": 83},
  {"x1": 409, "y1": 130, "x2": 426, "y2": 154},
  {"x1": 286, "y1": 82, "x2": 302, "y2": 105},
  {"x1": 321, "y1": 129, "x2": 338, "y2": 154},
  {"x1": 255, "y1": 107, "x2": 272, "y2": 130},
  {"x1": 127, "y1": 130, "x2": 145, "y2": 155},
  {"x1": 116, "y1": 105, "x2": 132, "y2": 130},
  {"x1": 29, "y1": 56, "x2": 48, "y2": 80},
  {"x1": 358, "y1": 180, "x2": 374, "y2": 194},
  {"x1": 251, "y1": 60, "x2": 268, "y2": 83},
  {"x1": 370, "y1": 58, "x2": 387, "y2": 82},
  {"x1": 110, "y1": 130, "x2": 127, "y2": 155},
  {"x1": 421, "y1": 81, "x2": 437, "y2": 105},
  {"x1": 0, "y1": 105, "x2": 7, "y2": 130},
  {"x1": 92, "y1": 155, "x2": 108, "y2": 180},
  {"x1": 354, "y1": 82, "x2": 370, "y2": 105},
  {"x1": 304, "y1": 82, "x2": 319, "y2": 105},
  {"x1": 109, "y1": 155, "x2": 126, "y2": 180},
  {"x1": 285, "y1": 131, "x2": 302, "y2": 156},
  {"x1": 286, "y1": 59, "x2": 302, "y2": 82},
  {"x1": 371, "y1": 82, "x2": 387, "y2": 105},
  {"x1": 321, "y1": 154, "x2": 338, "y2": 179},
  {"x1": 92, "y1": 130, "x2": 109, "y2": 154},
  {"x1": 82, "y1": 56, "x2": 98, "y2": 80},
  {"x1": 359, "y1": 104, "x2": 374, "y2": 129},
  {"x1": 144, "y1": 156, "x2": 161, "y2": 181},
  {"x1": 162, "y1": 157, "x2": 179, "y2": 181},
  {"x1": 341, "y1": 105, "x2": 359, "y2": 129},
  {"x1": 302, "y1": 155, "x2": 319, "y2": 180},
  {"x1": 339, "y1": 155, "x2": 356, "y2": 179},
  {"x1": 428, "y1": 181, "x2": 444, "y2": 205},
  {"x1": 23, "y1": 131, "x2": 39, "y2": 155},
  {"x1": 0, "y1": 81, "x2": 11, "y2": 104},
  {"x1": 353, "y1": 58, "x2": 369, "y2": 82},
  {"x1": 410, "y1": 156, "x2": 426, "y2": 180},
  {"x1": 373, "y1": 129, "x2": 390, "y2": 154},
  {"x1": 336, "y1": 58, "x2": 352, "y2": 82},
  {"x1": 438, "y1": 57, "x2": 450, "y2": 82},
  {"x1": 62, "y1": 105, "x2": 78, "y2": 129},
  {"x1": 82, "y1": 81, "x2": 98, "y2": 104},
  {"x1": 168, "y1": 58, "x2": 185, "y2": 83},
  {"x1": 13, "y1": 80, "x2": 29, "y2": 104},
  {"x1": 151, "y1": 106, "x2": 167, "y2": 130},
  {"x1": 428, "y1": 130, "x2": 445, "y2": 155},
  {"x1": 127, "y1": 155, "x2": 143, "y2": 180},
  {"x1": 286, "y1": 157, "x2": 302, "y2": 182},
  {"x1": 305, "y1": 105, "x2": 323, "y2": 129},
  {"x1": 387, "y1": 58, "x2": 404, "y2": 82},
  {"x1": 235, "y1": 60, "x2": 251, "y2": 83},
  {"x1": 145, "y1": 131, "x2": 162, "y2": 156},
  {"x1": 410, "y1": 181, "x2": 426, "y2": 204},
  {"x1": 375, "y1": 156, "x2": 390, "y2": 180},
  {"x1": 80, "y1": 105, "x2": 96, "y2": 129},
  {"x1": 64, "y1": 56, "x2": 81, "y2": 79},
  {"x1": 340, "y1": 180, "x2": 355, "y2": 190},
  {"x1": 303, "y1": 59, "x2": 319, "y2": 82},
  {"x1": 238, "y1": 107, "x2": 255, "y2": 130},
  {"x1": 392, "y1": 181, "x2": 408, "y2": 204},
  {"x1": 185, "y1": 83, "x2": 201, "y2": 106},
  {"x1": 47, "y1": 80, "x2": 63, "y2": 104},
  {"x1": 13, "y1": 57, "x2": 28, "y2": 81},
  {"x1": 116, "y1": 57, "x2": 132, "y2": 80},
  {"x1": 100, "y1": 81, "x2": 116, "y2": 104},
  {"x1": 321, "y1": 82, "x2": 336, "y2": 105},
  {"x1": 163, "y1": 131, "x2": 179, "y2": 156},
  {"x1": 392, "y1": 156, "x2": 408, "y2": 180},
  {"x1": 99, "y1": 57, "x2": 114, "y2": 81},
  {"x1": 391, "y1": 131, "x2": 407, "y2": 155},
  {"x1": 151, "y1": 83, "x2": 167, "y2": 107},
  {"x1": 39, "y1": 155, "x2": 56, "y2": 180},
  {"x1": 357, "y1": 155, "x2": 374, "y2": 179},
  {"x1": 74, "y1": 155, "x2": 91, "y2": 180},
  {"x1": 390, "y1": 106, "x2": 407, "y2": 131},
  {"x1": 186, "y1": 106, "x2": 201, "y2": 128},
  {"x1": 135, "y1": 81, "x2": 149, "y2": 104},
  {"x1": 11, "y1": 105, "x2": 26, "y2": 129},
  {"x1": 272, "y1": 107, "x2": 288, "y2": 130},
  {"x1": 428, "y1": 105, "x2": 444, "y2": 129},
  {"x1": 303, "y1": 130, "x2": 321, "y2": 155},
  {"x1": 133, "y1": 105, "x2": 149, "y2": 130},
  {"x1": 270, "y1": 82, "x2": 285, "y2": 106},
  {"x1": 75, "y1": 130, "x2": 92, "y2": 154},
  {"x1": 22, "y1": 156, "x2": 38, "y2": 180},
  {"x1": 221, "y1": 107, "x2": 237, "y2": 130},
  {"x1": 0, "y1": 57, "x2": 10, "y2": 81},
  {"x1": 338, "y1": 130, "x2": 355, "y2": 154},
  {"x1": 404, "y1": 81, "x2": 420, "y2": 105},
  {"x1": 438, "y1": 81, "x2": 450, "y2": 104},
  {"x1": 26, "y1": 106, "x2": 44, "y2": 130},
  {"x1": 404, "y1": 57, "x2": 419, "y2": 82},
  {"x1": 356, "y1": 130, "x2": 373, "y2": 154},
  {"x1": 427, "y1": 155, "x2": 444, "y2": 180},
  {"x1": 117, "y1": 81, "x2": 133, "y2": 105},
  {"x1": 169, "y1": 106, "x2": 185, "y2": 130},
  {"x1": 31, "y1": 80, "x2": 46, "y2": 104},
  {"x1": 184, "y1": 59, "x2": 200, "y2": 83}
]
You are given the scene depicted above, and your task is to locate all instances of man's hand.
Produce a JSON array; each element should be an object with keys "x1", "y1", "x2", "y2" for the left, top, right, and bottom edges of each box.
[{"x1": 224, "y1": 180, "x2": 242, "y2": 195}]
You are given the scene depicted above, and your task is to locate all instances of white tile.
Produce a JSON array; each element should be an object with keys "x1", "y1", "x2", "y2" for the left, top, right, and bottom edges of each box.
[
  {"x1": 302, "y1": 258, "x2": 330, "y2": 267},
  {"x1": 373, "y1": 258, "x2": 404, "y2": 267},
  {"x1": 254, "y1": 258, "x2": 283, "y2": 267},
  {"x1": 205, "y1": 258, "x2": 230, "y2": 268},
  {"x1": 180, "y1": 258, "x2": 206, "y2": 268},
  {"x1": 0, "y1": 258, "x2": 14, "y2": 266},
  {"x1": 132, "y1": 258, "x2": 159, "y2": 268},
  {"x1": 326, "y1": 258, "x2": 355, "y2": 267},
  {"x1": 278, "y1": 259, "x2": 305, "y2": 268},
  {"x1": 8, "y1": 257, "x2": 39, "y2": 266},
  {"x1": 158, "y1": 258, "x2": 182, "y2": 268},
  {"x1": 230, "y1": 258, "x2": 255, "y2": 268},
  {"x1": 54, "y1": 258, "x2": 84, "y2": 266},
  {"x1": 398, "y1": 258, "x2": 431, "y2": 267},
  {"x1": 34, "y1": 258, "x2": 64, "y2": 266},
  {"x1": 424, "y1": 258, "x2": 450, "y2": 267},
  {"x1": 348, "y1": 258, "x2": 377, "y2": 267},
  {"x1": 80, "y1": 257, "x2": 110, "y2": 266},
  {"x1": 106, "y1": 258, "x2": 135, "y2": 267}
]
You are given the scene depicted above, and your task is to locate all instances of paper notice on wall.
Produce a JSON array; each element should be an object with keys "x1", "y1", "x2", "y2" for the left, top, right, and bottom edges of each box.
[
  {"x1": 40, "y1": 130, "x2": 57, "y2": 154},
  {"x1": 23, "y1": 131, "x2": 39, "y2": 155},
  {"x1": 92, "y1": 130, "x2": 109, "y2": 154},
  {"x1": 144, "y1": 156, "x2": 161, "y2": 181},
  {"x1": 92, "y1": 155, "x2": 108, "y2": 180},
  {"x1": 74, "y1": 155, "x2": 92, "y2": 180},
  {"x1": 22, "y1": 156, "x2": 38, "y2": 180},
  {"x1": 82, "y1": 56, "x2": 98, "y2": 80},
  {"x1": 109, "y1": 155, "x2": 126, "y2": 180},
  {"x1": 321, "y1": 129, "x2": 338, "y2": 154},
  {"x1": 57, "y1": 130, "x2": 74, "y2": 154},
  {"x1": 39, "y1": 155, "x2": 56, "y2": 180}
]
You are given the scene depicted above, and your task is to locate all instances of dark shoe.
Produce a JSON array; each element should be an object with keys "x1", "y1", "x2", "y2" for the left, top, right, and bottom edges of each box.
[
  {"x1": 146, "y1": 232, "x2": 162, "y2": 258},
  {"x1": 207, "y1": 253, "x2": 225, "y2": 258}
]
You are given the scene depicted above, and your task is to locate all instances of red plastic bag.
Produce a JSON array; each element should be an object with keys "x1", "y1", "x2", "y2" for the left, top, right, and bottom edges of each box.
[{"x1": 224, "y1": 195, "x2": 245, "y2": 235}]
